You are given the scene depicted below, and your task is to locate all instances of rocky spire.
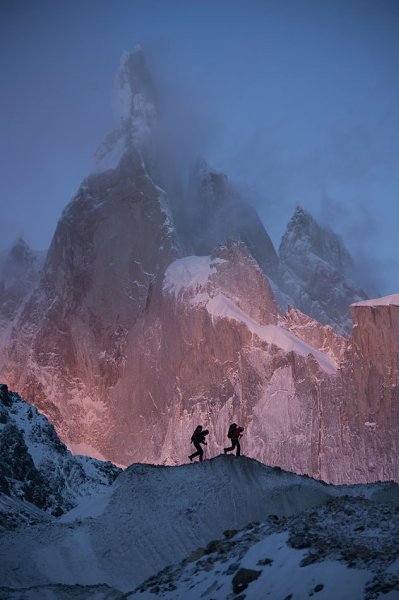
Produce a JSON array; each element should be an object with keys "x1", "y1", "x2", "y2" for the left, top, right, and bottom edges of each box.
[
  {"x1": 112, "y1": 45, "x2": 157, "y2": 142},
  {"x1": 280, "y1": 205, "x2": 353, "y2": 276},
  {"x1": 278, "y1": 205, "x2": 367, "y2": 333},
  {"x1": 93, "y1": 46, "x2": 157, "y2": 174}
]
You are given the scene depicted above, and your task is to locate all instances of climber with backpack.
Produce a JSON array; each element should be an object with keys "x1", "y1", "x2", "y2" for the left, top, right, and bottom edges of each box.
[
  {"x1": 189, "y1": 425, "x2": 209, "y2": 462},
  {"x1": 224, "y1": 423, "x2": 244, "y2": 456}
]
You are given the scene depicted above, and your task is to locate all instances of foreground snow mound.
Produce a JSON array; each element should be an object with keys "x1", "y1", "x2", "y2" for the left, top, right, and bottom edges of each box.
[
  {"x1": 0, "y1": 385, "x2": 121, "y2": 522},
  {"x1": 131, "y1": 495, "x2": 399, "y2": 599},
  {"x1": 0, "y1": 455, "x2": 398, "y2": 597}
]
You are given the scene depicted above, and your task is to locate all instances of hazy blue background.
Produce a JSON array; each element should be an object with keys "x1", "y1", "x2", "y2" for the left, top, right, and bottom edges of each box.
[{"x1": 1, "y1": 0, "x2": 398, "y2": 293}]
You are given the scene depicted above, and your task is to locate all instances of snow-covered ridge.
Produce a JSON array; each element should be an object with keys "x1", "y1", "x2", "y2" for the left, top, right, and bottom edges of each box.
[
  {"x1": 351, "y1": 293, "x2": 399, "y2": 307},
  {"x1": 163, "y1": 256, "x2": 337, "y2": 374}
]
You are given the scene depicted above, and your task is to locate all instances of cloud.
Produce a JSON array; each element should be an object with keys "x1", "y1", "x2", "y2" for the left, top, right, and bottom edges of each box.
[{"x1": 318, "y1": 191, "x2": 388, "y2": 295}]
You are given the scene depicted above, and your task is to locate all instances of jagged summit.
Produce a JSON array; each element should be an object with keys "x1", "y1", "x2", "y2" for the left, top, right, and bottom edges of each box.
[
  {"x1": 174, "y1": 158, "x2": 280, "y2": 280},
  {"x1": 278, "y1": 205, "x2": 368, "y2": 333},
  {"x1": 7, "y1": 237, "x2": 33, "y2": 264},
  {"x1": 93, "y1": 46, "x2": 157, "y2": 174},
  {"x1": 112, "y1": 45, "x2": 157, "y2": 132},
  {"x1": 0, "y1": 46, "x2": 396, "y2": 491},
  {"x1": 0, "y1": 238, "x2": 44, "y2": 344},
  {"x1": 280, "y1": 205, "x2": 354, "y2": 276}
]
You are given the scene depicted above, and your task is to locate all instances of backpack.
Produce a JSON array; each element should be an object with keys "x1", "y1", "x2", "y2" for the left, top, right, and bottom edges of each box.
[
  {"x1": 227, "y1": 423, "x2": 237, "y2": 439},
  {"x1": 191, "y1": 426, "x2": 203, "y2": 444}
]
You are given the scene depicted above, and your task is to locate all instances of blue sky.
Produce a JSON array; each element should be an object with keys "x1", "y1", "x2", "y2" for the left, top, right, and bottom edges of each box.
[{"x1": 1, "y1": 0, "x2": 398, "y2": 293}]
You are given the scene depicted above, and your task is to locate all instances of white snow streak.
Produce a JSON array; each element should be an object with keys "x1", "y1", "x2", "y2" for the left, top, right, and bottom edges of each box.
[
  {"x1": 207, "y1": 294, "x2": 337, "y2": 374},
  {"x1": 163, "y1": 256, "x2": 337, "y2": 374}
]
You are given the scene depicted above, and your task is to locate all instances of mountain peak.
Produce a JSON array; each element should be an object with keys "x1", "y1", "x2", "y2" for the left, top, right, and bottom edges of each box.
[
  {"x1": 8, "y1": 236, "x2": 33, "y2": 264},
  {"x1": 282, "y1": 205, "x2": 353, "y2": 275},
  {"x1": 287, "y1": 205, "x2": 316, "y2": 233},
  {"x1": 112, "y1": 45, "x2": 157, "y2": 134},
  {"x1": 278, "y1": 206, "x2": 367, "y2": 332},
  {"x1": 93, "y1": 46, "x2": 157, "y2": 174}
]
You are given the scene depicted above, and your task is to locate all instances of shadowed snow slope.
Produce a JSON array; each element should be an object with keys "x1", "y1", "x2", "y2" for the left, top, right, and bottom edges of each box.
[
  {"x1": 0, "y1": 385, "x2": 121, "y2": 520},
  {"x1": 0, "y1": 455, "x2": 398, "y2": 598}
]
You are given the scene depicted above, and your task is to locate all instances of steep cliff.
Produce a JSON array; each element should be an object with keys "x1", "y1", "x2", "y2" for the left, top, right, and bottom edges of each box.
[{"x1": 349, "y1": 295, "x2": 399, "y2": 482}]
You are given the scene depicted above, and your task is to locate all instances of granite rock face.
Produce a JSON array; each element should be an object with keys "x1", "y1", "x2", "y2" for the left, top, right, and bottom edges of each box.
[
  {"x1": 0, "y1": 48, "x2": 396, "y2": 484},
  {"x1": 2, "y1": 49, "x2": 178, "y2": 458},
  {"x1": 4, "y1": 228, "x2": 396, "y2": 485},
  {"x1": 4, "y1": 149, "x2": 178, "y2": 460},
  {"x1": 349, "y1": 297, "x2": 399, "y2": 482}
]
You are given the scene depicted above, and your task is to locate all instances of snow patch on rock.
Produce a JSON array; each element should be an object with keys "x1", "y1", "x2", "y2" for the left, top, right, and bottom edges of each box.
[
  {"x1": 163, "y1": 255, "x2": 226, "y2": 300},
  {"x1": 352, "y1": 293, "x2": 399, "y2": 307}
]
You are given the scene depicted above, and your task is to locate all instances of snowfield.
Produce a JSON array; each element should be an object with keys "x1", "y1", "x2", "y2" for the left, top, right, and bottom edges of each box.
[{"x1": 1, "y1": 456, "x2": 398, "y2": 599}]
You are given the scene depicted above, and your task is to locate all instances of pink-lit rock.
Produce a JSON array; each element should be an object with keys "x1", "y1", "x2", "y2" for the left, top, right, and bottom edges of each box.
[{"x1": 0, "y1": 49, "x2": 396, "y2": 485}]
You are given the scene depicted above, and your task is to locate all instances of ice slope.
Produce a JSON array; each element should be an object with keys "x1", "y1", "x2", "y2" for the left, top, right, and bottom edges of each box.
[{"x1": 1, "y1": 455, "x2": 398, "y2": 597}]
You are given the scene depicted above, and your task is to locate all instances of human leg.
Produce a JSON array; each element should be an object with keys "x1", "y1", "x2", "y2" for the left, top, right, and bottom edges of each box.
[
  {"x1": 235, "y1": 439, "x2": 241, "y2": 456},
  {"x1": 189, "y1": 442, "x2": 204, "y2": 461},
  {"x1": 225, "y1": 438, "x2": 238, "y2": 454}
]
